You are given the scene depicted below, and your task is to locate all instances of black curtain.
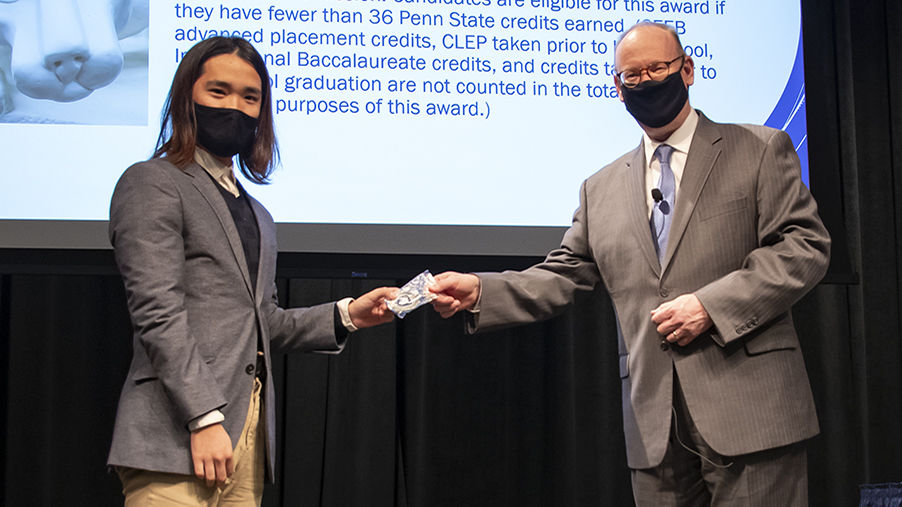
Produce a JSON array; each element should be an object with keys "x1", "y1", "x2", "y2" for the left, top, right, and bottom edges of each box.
[
  {"x1": 3, "y1": 0, "x2": 902, "y2": 505},
  {"x1": 839, "y1": 0, "x2": 902, "y2": 482},
  {"x1": 3, "y1": 274, "x2": 132, "y2": 504},
  {"x1": 395, "y1": 290, "x2": 629, "y2": 506}
]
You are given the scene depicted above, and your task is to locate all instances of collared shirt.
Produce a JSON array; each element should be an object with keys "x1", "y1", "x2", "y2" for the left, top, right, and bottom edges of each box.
[
  {"x1": 643, "y1": 109, "x2": 699, "y2": 217},
  {"x1": 195, "y1": 148, "x2": 240, "y2": 197}
]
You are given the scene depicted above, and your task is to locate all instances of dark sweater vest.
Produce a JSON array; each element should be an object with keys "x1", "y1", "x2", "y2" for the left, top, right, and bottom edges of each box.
[
  {"x1": 210, "y1": 175, "x2": 260, "y2": 293},
  {"x1": 208, "y1": 172, "x2": 347, "y2": 342}
]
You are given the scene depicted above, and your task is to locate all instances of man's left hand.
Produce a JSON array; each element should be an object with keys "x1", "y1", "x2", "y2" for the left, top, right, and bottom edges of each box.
[{"x1": 651, "y1": 294, "x2": 713, "y2": 346}]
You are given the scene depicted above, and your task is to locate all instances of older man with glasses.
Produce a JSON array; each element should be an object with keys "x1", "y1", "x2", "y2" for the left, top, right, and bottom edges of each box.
[{"x1": 430, "y1": 22, "x2": 830, "y2": 506}]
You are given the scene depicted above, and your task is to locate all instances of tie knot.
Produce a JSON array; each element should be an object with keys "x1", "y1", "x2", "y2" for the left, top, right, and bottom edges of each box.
[{"x1": 654, "y1": 144, "x2": 674, "y2": 165}]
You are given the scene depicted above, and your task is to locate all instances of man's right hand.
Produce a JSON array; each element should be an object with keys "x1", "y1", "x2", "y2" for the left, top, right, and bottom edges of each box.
[
  {"x1": 190, "y1": 423, "x2": 234, "y2": 489},
  {"x1": 430, "y1": 272, "x2": 480, "y2": 318}
]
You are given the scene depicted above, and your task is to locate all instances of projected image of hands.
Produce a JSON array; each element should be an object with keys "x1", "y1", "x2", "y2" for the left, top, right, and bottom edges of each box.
[{"x1": 0, "y1": 0, "x2": 148, "y2": 124}]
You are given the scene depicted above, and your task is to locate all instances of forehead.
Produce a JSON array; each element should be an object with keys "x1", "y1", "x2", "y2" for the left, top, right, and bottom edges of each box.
[
  {"x1": 196, "y1": 53, "x2": 261, "y2": 89},
  {"x1": 615, "y1": 26, "x2": 680, "y2": 68}
]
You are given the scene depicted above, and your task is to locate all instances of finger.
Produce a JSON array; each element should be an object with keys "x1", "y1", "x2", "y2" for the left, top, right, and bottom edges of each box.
[
  {"x1": 431, "y1": 295, "x2": 459, "y2": 311},
  {"x1": 215, "y1": 457, "x2": 228, "y2": 489},
  {"x1": 204, "y1": 457, "x2": 215, "y2": 487},
  {"x1": 431, "y1": 294, "x2": 453, "y2": 305},
  {"x1": 430, "y1": 273, "x2": 459, "y2": 293},
  {"x1": 377, "y1": 310, "x2": 394, "y2": 323},
  {"x1": 676, "y1": 328, "x2": 697, "y2": 346},
  {"x1": 227, "y1": 455, "x2": 235, "y2": 477},
  {"x1": 650, "y1": 307, "x2": 664, "y2": 323},
  {"x1": 432, "y1": 271, "x2": 456, "y2": 283},
  {"x1": 193, "y1": 458, "x2": 205, "y2": 481},
  {"x1": 215, "y1": 455, "x2": 228, "y2": 481},
  {"x1": 656, "y1": 320, "x2": 676, "y2": 337},
  {"x1": 439, "y1": 303, "x2": 460, "y2": 318},
  {"x1": 370, "y1": 286, "x2": 399, "y2": 300},
  {"x1": 668, "y1": 327, "x2": 694, "y2": 344},
  {"x1": 650, "y1": 304, "x2": 672, "y2": 323}
]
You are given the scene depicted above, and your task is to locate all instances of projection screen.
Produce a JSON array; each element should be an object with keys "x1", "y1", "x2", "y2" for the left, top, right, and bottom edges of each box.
[{"x1": 0, "y1": 0, "x2": 806, "y2": 255}]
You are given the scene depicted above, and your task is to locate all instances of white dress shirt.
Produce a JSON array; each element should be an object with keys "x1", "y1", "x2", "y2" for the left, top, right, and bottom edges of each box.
[{"x1": 643, "y1": 109, "x2": 699, "y2": 218}]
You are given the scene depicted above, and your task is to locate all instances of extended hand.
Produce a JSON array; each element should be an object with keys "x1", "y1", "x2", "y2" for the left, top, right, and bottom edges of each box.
[
  {"x1": 190, "y1": 423, "x2": 234, "y2": 489},
  {"x1": 429, "y1": 271, "x2": 480, "y2": 318},
  {"x1": 650, "y1": 294, "x2": 713, "y2": 346},
  {"x1": 349, "y1": 287, "x2": 398, "y2": 328}
]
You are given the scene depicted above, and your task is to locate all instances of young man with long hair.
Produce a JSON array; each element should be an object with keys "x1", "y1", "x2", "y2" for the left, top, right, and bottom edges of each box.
[{"x1": 107, "y1": 37, "x2": 396, "y2": 505}]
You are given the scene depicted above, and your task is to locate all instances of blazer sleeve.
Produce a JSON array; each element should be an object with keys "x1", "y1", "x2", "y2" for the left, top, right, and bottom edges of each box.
[
  {"x1": 246, "y1": 199, "x2": 347, "y2": 355},
  {"x1": 109, "y1": 162, "x2": 228, "y2": 425},
  {"x1": 472, "y1": 180, "x2": 602, "y2": 332},
  {"x1": 263, "y1": 283, "x2": 346, "y2": 355},
  {"x1": 693, "y1": 129, "x2": 831, "y2": 345}
]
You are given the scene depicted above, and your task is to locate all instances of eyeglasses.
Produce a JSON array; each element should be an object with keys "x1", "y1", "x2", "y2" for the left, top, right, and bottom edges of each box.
[{"x1": 616, "y1": 55, "x2": 685, "y2": 88}]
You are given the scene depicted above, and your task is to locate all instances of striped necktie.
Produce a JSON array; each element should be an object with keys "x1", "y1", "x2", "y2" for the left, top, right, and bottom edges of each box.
[{"x1": 650, "y1": 144, "x2": 675, "y2": 263}]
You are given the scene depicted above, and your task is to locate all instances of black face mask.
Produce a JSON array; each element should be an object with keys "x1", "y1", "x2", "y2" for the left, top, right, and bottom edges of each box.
[
  {"x1": 194, "y1": 103, "x2": 259, "y2": 158},
  {"x1": 619, "y1": 71, "x2": 688, "y2": 128}
]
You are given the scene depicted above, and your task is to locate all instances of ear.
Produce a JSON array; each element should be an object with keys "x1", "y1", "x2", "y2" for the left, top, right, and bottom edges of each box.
[
  {"x1": 613, "y1": 75, "x2": 625, "y2": 103},
  {"x1": 682, "y1": 55, "x2": 695, "y2": 87}
]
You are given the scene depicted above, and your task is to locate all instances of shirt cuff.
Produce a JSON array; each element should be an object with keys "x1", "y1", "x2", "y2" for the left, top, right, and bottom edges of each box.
[
  {"x1": 468, "y1": 275, "x2": 483, "y2": 314},
  {"x1": 336, "y1": 297, "x2": 358, "y2": 333},
  {"x1": 188, "y1": 410, "x2": 225, "y2": 432}
]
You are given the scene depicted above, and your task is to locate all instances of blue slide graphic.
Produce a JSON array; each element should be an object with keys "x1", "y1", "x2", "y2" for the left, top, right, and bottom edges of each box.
[{"x1": 764, "y1": 29, "x2": 809, "y2": 186}]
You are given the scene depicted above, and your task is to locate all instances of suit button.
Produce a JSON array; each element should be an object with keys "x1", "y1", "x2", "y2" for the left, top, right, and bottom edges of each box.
[
  {"x1": 660, "y1": 340, "x2": 670, "y2": 351},
  {"x1": 245, "y1": 364, "x2": 255, "y2": 376},
  {"x1": 659, "y1": 288, "x2": 669, "y2": 298}
]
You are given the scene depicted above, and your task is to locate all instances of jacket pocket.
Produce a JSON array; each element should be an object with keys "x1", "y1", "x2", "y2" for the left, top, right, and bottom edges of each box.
[
  {"x1": 743, "y1": 318, "x2": 798, "y2": 356},
  {"x1": 698, "y1": 197, "x2": 748, "y2": 222},
  {"x1": 130, "y1": 356, "x2": 215, "y2": 383}
]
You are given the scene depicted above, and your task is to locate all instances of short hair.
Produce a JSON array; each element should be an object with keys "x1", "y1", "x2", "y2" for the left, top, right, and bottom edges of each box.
[
  {"x1": 615, "y1": 23, "x2": 685, "y2": 68},
  {"x1": 153, "y1": 37, "x2": 279, "y2": 184}
]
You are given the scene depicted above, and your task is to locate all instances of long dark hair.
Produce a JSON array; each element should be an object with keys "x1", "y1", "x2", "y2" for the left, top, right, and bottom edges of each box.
[{"x1": 154, "y1": 37, "x2": 279, "y2": 184}]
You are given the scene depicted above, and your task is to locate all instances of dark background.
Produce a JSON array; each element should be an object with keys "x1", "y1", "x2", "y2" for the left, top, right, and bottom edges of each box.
[{"x1": 2, "y1": 0, "x2": 900, "y2": 504}]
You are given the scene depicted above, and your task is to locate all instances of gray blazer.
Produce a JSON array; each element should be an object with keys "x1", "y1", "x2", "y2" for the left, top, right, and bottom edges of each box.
[
  {"x1": 472, "y1": 112, "x2": 830, "y2": 469},
  {"x1": 107, "y1": 158, "x2": 343, "y2": 479}
]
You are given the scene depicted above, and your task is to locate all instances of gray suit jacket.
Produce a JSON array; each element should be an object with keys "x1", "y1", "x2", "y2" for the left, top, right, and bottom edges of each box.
[
  {"x1": 107, "y1": 158, "x2": 343, "y2": 479},
  {"x1": 472, "y1": 112, "x2": 830, "y2": 469}
]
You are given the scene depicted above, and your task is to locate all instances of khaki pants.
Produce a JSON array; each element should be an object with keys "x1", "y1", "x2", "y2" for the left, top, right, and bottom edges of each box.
[{"x1": 119, "y1": 378, "x2": 265, "y2": 506}]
